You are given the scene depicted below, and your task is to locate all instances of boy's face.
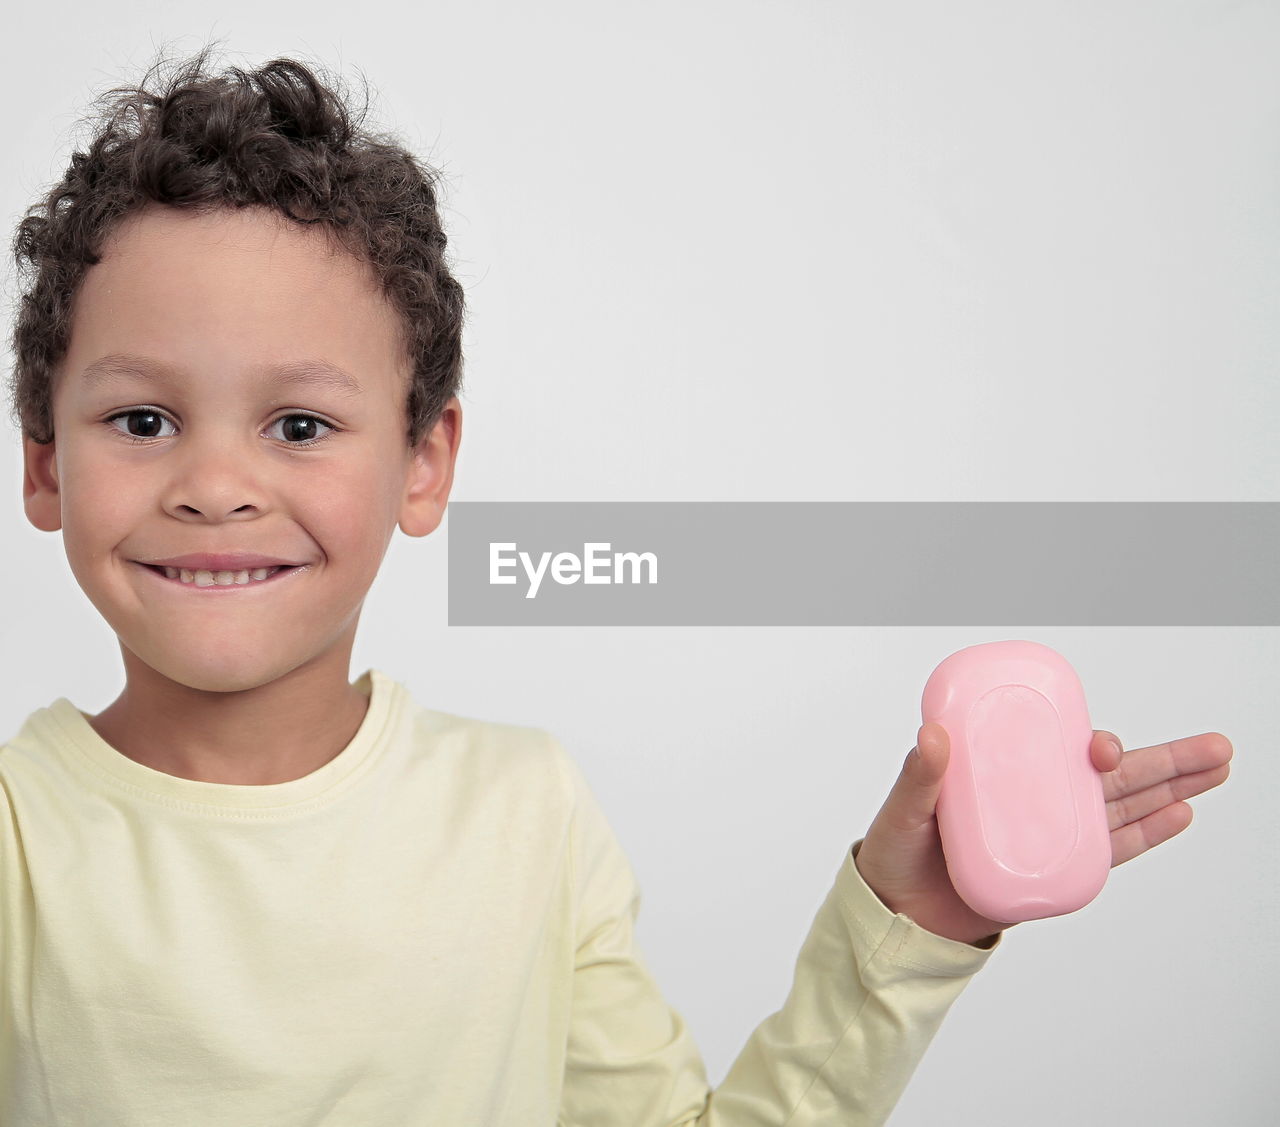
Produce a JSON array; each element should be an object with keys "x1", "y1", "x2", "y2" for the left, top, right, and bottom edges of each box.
[{"x1": 22, "y1": 203, "x2": 460, "y2": 694}]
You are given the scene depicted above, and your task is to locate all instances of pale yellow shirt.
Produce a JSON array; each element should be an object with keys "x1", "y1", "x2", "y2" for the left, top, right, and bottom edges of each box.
[{"x1": 0, "y1": 668, "x2": 1000, "y2": 1125}]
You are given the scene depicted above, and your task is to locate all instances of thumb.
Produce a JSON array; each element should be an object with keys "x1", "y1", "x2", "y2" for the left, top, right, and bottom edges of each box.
[
  {"x1": 914, "y1": 722, "x2": 949, "y2": 780},
  {"x1": 890, "y1": 722, "x2": 949, "y2": 829}
]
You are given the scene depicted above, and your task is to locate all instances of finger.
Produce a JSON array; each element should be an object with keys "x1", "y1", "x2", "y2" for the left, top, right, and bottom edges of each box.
[
  {"x1": 1091, "y1": 730, "x2": 1123, "y2": 773},
  {"x1": 1109, "y1": 800, "x2": 1195, "y2": 868},
  {"x1": 1099, "y1": 732, "x2": 1233, "y2": 803},
  {"x1": 1106, "y1": 761, "x2": 1232, "y2": 833}
]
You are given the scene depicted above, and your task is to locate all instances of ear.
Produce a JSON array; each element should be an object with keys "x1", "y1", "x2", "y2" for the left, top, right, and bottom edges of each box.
[
  {"x1": 23, "y1": 434, "x2": 63, "y2": 533},
  {"x1": 399, "y1": 397, "x2": 462, "y2": 538}
]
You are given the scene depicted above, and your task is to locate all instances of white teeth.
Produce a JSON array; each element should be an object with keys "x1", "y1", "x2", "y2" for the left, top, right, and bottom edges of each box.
[{"x1": 159, "y1": 566, "x2": 285, "y2": 586}]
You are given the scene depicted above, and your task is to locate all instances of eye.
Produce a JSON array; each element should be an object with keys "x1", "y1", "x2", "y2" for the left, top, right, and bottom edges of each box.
[
  {"x1": 104, "y1": 409, "x2": 176, "y2": 442},
  {"x1": 266, "y1": 414, "x2": 338, "y2": 446}
]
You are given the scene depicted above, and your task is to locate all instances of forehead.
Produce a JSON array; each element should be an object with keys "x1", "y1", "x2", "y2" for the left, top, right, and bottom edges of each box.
[{"x1": 62, "y1": 204, "x2": 406, "y2": 395}]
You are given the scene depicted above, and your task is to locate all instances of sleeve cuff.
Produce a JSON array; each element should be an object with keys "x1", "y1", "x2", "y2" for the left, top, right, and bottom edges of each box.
[{"x1": 834, "y1": 838, "x2": 1004, "y2": 981}]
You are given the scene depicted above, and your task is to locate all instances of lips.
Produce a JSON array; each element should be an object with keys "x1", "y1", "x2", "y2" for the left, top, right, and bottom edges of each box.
[
  {"x1": 134, "y1": 561, "x2": 305, "y2": 590},
  {"x1": 139, "y1": 554, "x2": 303, "y2": 571}
]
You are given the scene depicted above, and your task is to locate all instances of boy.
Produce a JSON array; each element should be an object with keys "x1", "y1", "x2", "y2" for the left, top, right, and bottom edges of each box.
[{"x1": 3, "y1": 47, "x2": 1232, "y2": 1125}]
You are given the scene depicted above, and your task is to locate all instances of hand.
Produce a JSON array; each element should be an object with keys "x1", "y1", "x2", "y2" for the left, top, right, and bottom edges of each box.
[{"x1": 854, "y1": 726, "x2": 1234, "y2": 947}]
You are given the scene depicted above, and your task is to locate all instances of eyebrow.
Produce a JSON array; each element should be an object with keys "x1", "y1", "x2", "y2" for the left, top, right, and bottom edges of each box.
[{"x1": 78, "y1": 353, "x2": 364, "y2": 398}]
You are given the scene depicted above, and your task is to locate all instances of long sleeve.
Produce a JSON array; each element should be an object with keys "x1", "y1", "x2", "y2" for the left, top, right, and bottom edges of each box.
[{"x1": 554, "y1": 744, "x2": 1003, "y2": 1127}]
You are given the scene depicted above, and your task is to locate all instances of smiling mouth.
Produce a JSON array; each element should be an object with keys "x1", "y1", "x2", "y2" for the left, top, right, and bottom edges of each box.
[{"x1": 135, "y1": 562, "x2": 304, "y2": 589}]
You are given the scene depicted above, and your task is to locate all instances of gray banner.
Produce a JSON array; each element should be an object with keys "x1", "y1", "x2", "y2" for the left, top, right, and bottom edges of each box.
[{"x1": 445, "y1": 502, "x2": 1278, "y2": 626}]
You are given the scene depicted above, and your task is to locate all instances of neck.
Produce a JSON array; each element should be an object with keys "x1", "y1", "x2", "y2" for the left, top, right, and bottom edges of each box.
[{"x1": 88, "y1": 649, "x2": 370, "y2": 785}]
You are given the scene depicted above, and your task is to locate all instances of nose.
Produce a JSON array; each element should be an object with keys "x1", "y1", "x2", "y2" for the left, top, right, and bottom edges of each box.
[{"x1": 160, "y1": 430, "x2": 270, "y2": 520}]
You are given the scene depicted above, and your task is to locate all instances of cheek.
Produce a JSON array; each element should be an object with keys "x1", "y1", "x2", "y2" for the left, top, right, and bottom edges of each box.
[
  {"x1": 297, "y1": 463, "x2": 398, "y2": 547},
  {"x1": 60, "y1": 454, "x2": 141, "y2": 554}
]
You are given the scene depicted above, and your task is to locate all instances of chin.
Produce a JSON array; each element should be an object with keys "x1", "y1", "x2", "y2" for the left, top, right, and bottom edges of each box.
[{"x1": 120, "y1": 643, "x2": 299, "y2": 697}]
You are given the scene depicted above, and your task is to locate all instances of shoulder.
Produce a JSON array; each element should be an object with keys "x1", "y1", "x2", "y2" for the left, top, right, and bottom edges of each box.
[{"x1": 396, "y1": 699, "x2": 577, "y2": 803}]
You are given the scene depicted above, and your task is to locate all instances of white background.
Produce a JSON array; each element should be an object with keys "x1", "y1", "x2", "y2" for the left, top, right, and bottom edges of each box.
[{"x1": 2, "y1": 3, "x2": 1276, "y2": 1123}]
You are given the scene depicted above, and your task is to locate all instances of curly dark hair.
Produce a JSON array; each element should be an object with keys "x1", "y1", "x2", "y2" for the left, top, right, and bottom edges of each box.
[{"x1": 7, "y1": 40, "x2": 466, "y2": 449}]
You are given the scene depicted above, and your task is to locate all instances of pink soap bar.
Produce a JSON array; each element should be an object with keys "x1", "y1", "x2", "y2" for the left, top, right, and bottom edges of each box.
[{"x1": 921, "y1": 639, "x2": 1111, "y2": 924}]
